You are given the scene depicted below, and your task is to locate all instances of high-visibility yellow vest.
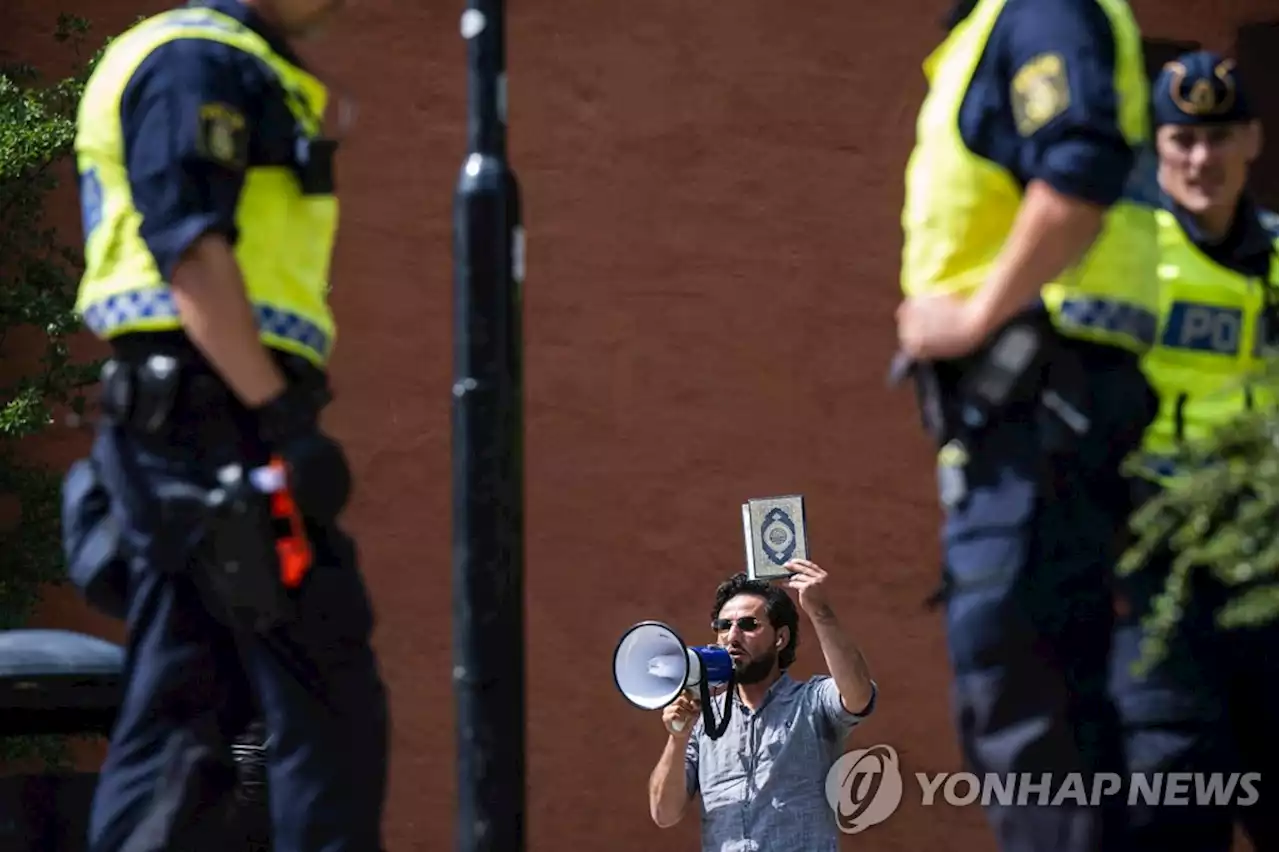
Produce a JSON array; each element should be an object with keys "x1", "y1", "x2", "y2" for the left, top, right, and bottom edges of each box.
[
  {"x1": 1137, "y1": 208, "x2": 1278, "y2": 480},
  {"x1": 900, "y1": 0, "x2": 1160, "y2": 354},
  {"x1": 73, "y1": 7, "x2": 338, "y2": 368}
]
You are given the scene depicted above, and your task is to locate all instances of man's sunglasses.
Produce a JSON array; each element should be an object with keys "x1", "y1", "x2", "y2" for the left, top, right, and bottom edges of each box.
[{"x1": 712, "y1": 616, "x2": 765, "y2": 634}]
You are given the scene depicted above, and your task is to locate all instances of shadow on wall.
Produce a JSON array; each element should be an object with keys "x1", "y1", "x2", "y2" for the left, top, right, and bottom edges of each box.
[
  {"x1": 1234, "y1": 21, "x2": 1278, "y2": 209},
  {"x1": 1142, "y1": 21, "x2": 1280, "y2": 210}
]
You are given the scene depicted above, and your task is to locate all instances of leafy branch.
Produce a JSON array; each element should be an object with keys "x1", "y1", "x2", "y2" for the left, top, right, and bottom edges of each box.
[
  {"x1": 1118, "y1": 360, "x2": 1279, "y2": 674},
  {"x1": 0, "y1": 13, "x2": 108, "y2": 766}
]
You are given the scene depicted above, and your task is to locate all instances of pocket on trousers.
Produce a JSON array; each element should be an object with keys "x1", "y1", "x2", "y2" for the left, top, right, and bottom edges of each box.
[
  {"x1": 61, "y1": 457, "x2": 131, "y2": 620},
  {"x1": 296, "y1": 524, "x2": 376, "y2": 652},
  {"x1": 941, "y1": 463, "x2": 1039, "y2": 675}
]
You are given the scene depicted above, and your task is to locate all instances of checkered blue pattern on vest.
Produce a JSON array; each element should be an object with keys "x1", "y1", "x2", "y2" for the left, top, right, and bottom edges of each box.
[{"x1": 82, "y1": 289, "x2": 332, "y2": 362}]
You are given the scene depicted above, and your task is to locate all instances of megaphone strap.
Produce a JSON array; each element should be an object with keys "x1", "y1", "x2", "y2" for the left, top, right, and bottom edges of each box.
[{"x1": 700, "y1": 666, "x2": 734, "y2": 740}]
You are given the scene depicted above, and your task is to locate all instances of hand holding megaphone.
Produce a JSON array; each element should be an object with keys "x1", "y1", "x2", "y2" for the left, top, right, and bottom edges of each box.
[
  {"x1": 613, "y1": 620, "x2": 736, "y2": 741},
  {"x1": 662, "y1": 691, "x2": 701, "y2": 737}
]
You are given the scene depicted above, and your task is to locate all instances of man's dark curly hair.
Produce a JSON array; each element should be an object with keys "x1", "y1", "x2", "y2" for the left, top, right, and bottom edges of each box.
[{"x1": 710, "y1": 573, "x2": 800, "y2": 670}]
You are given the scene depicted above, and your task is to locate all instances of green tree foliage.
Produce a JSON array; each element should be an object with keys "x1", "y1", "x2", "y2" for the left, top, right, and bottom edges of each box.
[
  {"x1": 1, "y1": 14, "x2": 107, "y2": 764},
  {"x1": 1118, "y1": 361, "x2": 1279, "y2": 674}
]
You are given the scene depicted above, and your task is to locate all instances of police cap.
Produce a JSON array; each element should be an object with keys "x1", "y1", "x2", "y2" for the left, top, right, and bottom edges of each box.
[{"x1": 1152, "y1": 50, "x2": 1254, "y2": 127}]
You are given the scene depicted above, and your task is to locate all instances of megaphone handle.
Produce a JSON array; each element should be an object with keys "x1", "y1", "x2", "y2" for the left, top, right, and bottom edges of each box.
[{"x1": 670, "y1": 719, "x2": 685, "y2": 732}]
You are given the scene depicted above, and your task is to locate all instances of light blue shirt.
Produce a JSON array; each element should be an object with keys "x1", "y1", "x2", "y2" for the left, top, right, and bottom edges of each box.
[{"x1": 684, "y1": 672, "x2": 877, "y2": 852}]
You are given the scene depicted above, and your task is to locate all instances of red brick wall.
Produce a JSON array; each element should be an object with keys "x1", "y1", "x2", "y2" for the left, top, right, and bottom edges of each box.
[{"x1": 2, "y1": 1, "x2": 1272, "y2": 849}]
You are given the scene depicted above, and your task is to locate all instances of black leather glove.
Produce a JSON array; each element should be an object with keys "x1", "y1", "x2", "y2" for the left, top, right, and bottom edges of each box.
[
  {"x1": 254, "y1": 380, "x2": 329, "y2": 446},
  {"x1": 253, "y1": 383, "x2": 351, "y2": 522}
]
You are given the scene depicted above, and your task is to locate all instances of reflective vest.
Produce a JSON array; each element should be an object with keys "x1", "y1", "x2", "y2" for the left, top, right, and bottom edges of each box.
[
  {"x1": 1137, "y1": 208, "x2": 1278, "y2": 480},
  {"x1": 73, "y1": 7, "x2": 338, "y2": 368},
  {"x1": 900, "y1": 0, "x2": 1160, "y2": 354}
]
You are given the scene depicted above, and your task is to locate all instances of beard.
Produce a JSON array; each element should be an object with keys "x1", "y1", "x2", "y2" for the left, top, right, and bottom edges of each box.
[{"x1": 732, "y1": 648, "x2": 778, "y2": 685}]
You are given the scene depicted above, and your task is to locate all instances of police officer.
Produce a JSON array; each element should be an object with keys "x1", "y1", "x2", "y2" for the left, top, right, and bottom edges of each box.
[
  {"x1": 67, "y1": 1, "x2": 389, "y2": 851},
  {"x1": 1109, "y1": 50, "x2": 1276, "y2": 852},
  {"x1": 893, "y1": 1, "x2": 1160, "y2": 850}
]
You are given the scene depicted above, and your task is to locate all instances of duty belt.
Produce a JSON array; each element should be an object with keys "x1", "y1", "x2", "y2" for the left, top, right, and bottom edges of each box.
[
  {"x1": 891, "y1": 312, "x2": 1095, "y2": 510},
  {"x1": 96, "y1": 349, "x2": 329, "y2": 455},
  {"x1": 97, "y1": 355, "x2": 249, "y2": 449}
]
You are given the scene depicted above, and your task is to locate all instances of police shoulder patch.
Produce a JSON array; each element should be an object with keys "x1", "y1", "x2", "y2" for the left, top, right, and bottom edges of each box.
[
  {"x1": 1010, "y1": 52, "x2": 1071, "y2": 137},
  {"x1": 195, "y1": 102, "x2": 249, "y2": 169}
]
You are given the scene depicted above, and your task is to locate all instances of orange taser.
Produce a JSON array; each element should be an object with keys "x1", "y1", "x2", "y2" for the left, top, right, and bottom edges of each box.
[{"x1": 255, "y1": 456, "x2": 313, "y2": 589}]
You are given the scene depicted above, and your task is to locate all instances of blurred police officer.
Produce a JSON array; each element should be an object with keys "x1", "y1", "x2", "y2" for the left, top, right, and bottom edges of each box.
[
  {"x1": 1110, "y1": 50, "x2": 1277, "y2": 852},
  {"x1": 68, "y1": 1, "x2": 389, "y2": 850},
  {"x1": 893, "y1": 1, "x2": 1160, "y2": 850}
]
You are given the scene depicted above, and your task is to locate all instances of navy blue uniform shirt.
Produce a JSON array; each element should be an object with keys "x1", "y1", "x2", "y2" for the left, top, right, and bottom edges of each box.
[
  {"x1": 121, "y1": 0, "x2": 305, "y2": 282},
  {"x1": 957, "y1": 0, "x2": 1137, "y2": 208}
]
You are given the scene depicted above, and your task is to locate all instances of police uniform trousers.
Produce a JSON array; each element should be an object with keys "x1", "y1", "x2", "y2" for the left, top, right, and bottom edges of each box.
[
  {"x1": 85, "y1": 353, "x2": 389, "y2": 852},
  {"x1": 935, "y1": 335, "x2": 1157, "y2": 852},
  {"x1": 1109, "y1": 483, "x2": 1277, "y2": 852}
]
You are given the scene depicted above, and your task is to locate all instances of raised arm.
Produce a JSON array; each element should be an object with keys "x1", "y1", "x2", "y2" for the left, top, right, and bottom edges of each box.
[{"x1": 787, "y1": 559, "x2": 876, "y2": 717}]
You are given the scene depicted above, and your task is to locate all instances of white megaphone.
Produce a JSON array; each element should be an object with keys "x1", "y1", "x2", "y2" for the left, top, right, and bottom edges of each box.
[{"x1": 612, "y1": 620, "x2": 736, "y2": 739}]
